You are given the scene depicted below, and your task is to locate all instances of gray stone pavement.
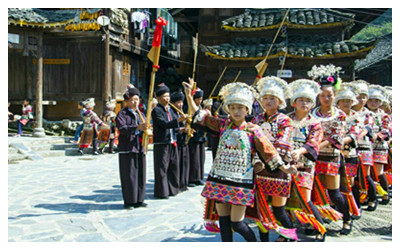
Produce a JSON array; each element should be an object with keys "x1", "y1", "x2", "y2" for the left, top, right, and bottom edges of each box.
[{"x1": 8, "y1": 136, "x2": 392, "y2": 242}]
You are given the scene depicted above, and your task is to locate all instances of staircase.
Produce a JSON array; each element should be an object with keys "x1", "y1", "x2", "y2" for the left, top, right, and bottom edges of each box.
[{"x1": 8, "y1": 136, "x2": 111, "y2": 164}]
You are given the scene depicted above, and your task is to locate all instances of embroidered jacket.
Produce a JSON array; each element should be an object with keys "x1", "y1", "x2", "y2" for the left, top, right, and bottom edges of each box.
[
  {"x1": 21, "y1": 105, "x2": 34, "y2": 120},
  {"x1": 340, "y1": 110, "x2": 364, "y2": 158},
  {"x1": 353, "y1": 107, "x2": 374, "y2": 150},
  {"x1": 83, "y1": 109, "x2": 105, "y2": 130},
  {"x1": 251, "y1": 112, "x2": 294, "y2": 164},
  {"x1": 370, "y1": 108, "x2": 392, "y2": 150},
  {"x1": 311, "y1": 106, "x2": 346, "y2": 157},
  {"x1": 194, "y1": 110, "x2": 284, "y2": 174},
  {"x1": 287, "y1": 112, "x2": 323, "y2": 166}
]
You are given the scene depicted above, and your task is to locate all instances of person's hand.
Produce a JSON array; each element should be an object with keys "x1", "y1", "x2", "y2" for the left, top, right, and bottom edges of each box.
[
  {"x1": 137, "y1": 123, "x2": 147, "y2": 131},
  {"x1": 178, "y1": 114, "x2": 189, "y2": 122},
  {"x1": 291, "y1": 149, "x2": 302, "y2": 162},
  {"x1": 182, "y1": 77, "x2": 195, "y2": 95},
  {"x1": 280, "y1": 164, "x2": 297, "y2": 175}
]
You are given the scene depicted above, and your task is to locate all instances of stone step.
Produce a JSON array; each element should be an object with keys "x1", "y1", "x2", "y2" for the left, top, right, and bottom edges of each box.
[
  {"x1": 37, "y1": 150, "x2": 67, "y2": 158},
  {"x1": 8, "y1": 153, "x2": 29, "y2": 164},
  {"x1": 8, "y1": 147, "x2": 18, "y2": 154}
]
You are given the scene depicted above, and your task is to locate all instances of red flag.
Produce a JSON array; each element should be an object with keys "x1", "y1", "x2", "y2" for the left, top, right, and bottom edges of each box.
[{"x1": 147, "y1": 17, "x2": 168, "y2": 63}]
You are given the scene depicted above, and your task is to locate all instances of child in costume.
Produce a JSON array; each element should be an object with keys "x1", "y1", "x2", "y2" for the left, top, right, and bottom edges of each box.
[
  {"x1": 335, "y1": 82, "x2": 364, "y2": 218},
  {"x1": 366, "y1": 85, "x2": 392, "y2": 205},
  {"x1": 351, "y1": 80, "x2": 378, "y2": 211},
  {"x1": 286, "y1": 79, "x2": 326, "y2": 241},
  {"x1": 308, "y1": 64, "x2": 352, "y2": 235},
  {"x1": 251, "y1": 76, "x2": 297, "y2": 242},
  {"x1": 182, "y1": 78, "x2": 297, "y2": 242},
  {"x1": 99, "y1": 99, "x2": 117, "y2": 153},
  {"x1": 14, "y1": 98, "x2": 34, "y2": 137},
  {"x1": 78, "y1": 98, "x2": 107, "y2": 155}
]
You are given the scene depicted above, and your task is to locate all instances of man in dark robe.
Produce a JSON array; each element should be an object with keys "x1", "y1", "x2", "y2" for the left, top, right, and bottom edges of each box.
[
  {"x1": 115, "y1": 87, "x2": 147, "y2": 209},
  {"x1": 188, "y1": 88, "x2": 206, "y2": 186},
  {"x1": 170, "y1": 91, "x2": 190, "y2": 192},
  {"x1": 152, "y1": 83, "x2": 188, "y2": 198}
]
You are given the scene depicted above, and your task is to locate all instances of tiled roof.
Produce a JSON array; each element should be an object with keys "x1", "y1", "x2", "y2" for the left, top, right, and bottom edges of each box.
[
  {"x1": 221, "y1": 8, "x2": 355, "y2": 31},
  {"x1": 200, "y1": 39, "x2": 376, "y2": 61},
  {"x1": 355, "y1": 34, "x2": 392, "y2": 71},
  {"x1": 8, "y1": 8, "x2": 102, "y2": 30}
]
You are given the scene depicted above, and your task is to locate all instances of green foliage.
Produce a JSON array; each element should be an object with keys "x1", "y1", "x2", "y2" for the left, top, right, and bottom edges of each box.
[{"x1": 351, "y1": 22, "x2": 392, "y2": 41}]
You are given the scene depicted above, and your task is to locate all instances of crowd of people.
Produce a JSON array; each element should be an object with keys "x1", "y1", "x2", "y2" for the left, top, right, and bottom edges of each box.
[{"x1": 9, "y1": 63, "x2": 392, "y2": 242}]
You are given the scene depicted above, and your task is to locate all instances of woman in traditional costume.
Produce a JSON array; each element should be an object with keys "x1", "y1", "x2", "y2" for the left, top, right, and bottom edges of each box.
[
  {"x1": 251, "y1": 76, "x2": 297, "y2": 242},
  {"x1": 78, "y1": 98, "x2": 107, "y2": 155},
  {"x1": 366, "y1": 85, "x2": 392, "y2": 205},
  {"x1": 351, "y1": 80, "x2": 377, "y2": 211},
  {"x1": 286, "y1": 79, "x2": 326, "y2": 241},
  {"x1": 308, "y1": 64, "x2": 352, "y2": 235},
  {"x1": 14, "y1": 98, "x2": 34, "y2": 137},
  {"x1": 335, "y1": 82, "x2": 364, "y2": 218},
  {"x1": 99, "y1": 99, "x2": 117, "y2": 153},
  {"x1": 182, "y1": 78, "x2": 297, "y2": 242}
]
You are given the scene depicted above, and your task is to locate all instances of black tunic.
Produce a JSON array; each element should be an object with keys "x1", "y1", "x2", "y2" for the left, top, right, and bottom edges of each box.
[{"x1": 151, "y1": 104, "x2": 181, "y2": 198}]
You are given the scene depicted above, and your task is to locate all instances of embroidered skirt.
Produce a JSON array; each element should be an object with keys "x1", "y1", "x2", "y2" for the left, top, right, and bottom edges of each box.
[
  {"x1": 344, "y1": 158, "x2": 359, "y2": 178},
  {"x1": 293, "y1": 170, "x2": 314, "y2": 190},
  {"x1": 358, "y1": 150, "x2": 374, "y2": 166},
  {"x1": 201, "y1": 180, "x2": 255, "y2": 206},
  {"x1": 256, "y1": 170, "x2": 291, "y2": 198},
  {"x1": 373, "y1": 150, "x2": 388, "y2": 164},
  {"x1": 78, "y1": 127, "x2": 93, "y2": 148}
]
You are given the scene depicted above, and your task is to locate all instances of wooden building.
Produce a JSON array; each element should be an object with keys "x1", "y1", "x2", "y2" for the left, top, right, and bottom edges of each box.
[
  {"x1": 8, "y1": 8, "x2": 162, "y2": 120},
  {"x1": 171, "y1": 8, "x2": 388, "y2": 97}
]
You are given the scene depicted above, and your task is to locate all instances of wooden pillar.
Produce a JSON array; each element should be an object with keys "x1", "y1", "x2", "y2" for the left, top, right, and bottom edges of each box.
[
  {"x1": 32, "y1": 28, "x2": 45, "y2": 137},
  {"x1": 103, "y1": 9, "x2": 111, "y2": 106}
]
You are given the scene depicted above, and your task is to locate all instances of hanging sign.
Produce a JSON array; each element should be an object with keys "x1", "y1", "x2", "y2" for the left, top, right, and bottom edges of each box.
[{"x1": 277, "y1": 69, "x2": 292, "y2": 78}]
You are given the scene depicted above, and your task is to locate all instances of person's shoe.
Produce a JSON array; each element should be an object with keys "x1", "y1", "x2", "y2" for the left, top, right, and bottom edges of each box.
[
  {"x1": 133, "y1": 202, "x2": 148, "y2": 208},
  {"x1": 78, "y1": 149, "x2": 84, "y2": 155},
  {"x1": 380, "y1": 195, "x2": 390, "y2": 205},
  {"x1": 155, "y1": 196, "x2": 169, "y2": 200},
  {"x1": 70, "y1": 140, "x2": 78, "y2": 144},
  {"x1": 304, "y1": 228, "x2": 318, "y2": 235},
  {"x1": 13, "y1": 134, "x2": 21, "y2": 138},
  {"x1": 124, "y1": 203, "x2": 135, "y2": 210},
  {"x1": 340, "y1": 220, "x2": 353, "y2": 235},
  {"x1": 314, "y1": 233, "x2": 326, "y2": 242},
  {"x1": 93, "y1": 151, "x2": 100, "y2": 155},
  {"x1": 365, "y1": 200, "x2": 378, "y2": 211},
  {"x1": 188, "y1": 183, "x2": 196, "y2": 187},
  {"x1": 352, "y1": 209, "x2": 362, "y2": 220}
]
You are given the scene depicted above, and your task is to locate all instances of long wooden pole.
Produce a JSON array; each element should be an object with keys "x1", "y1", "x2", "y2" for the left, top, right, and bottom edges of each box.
[
  {"x1": 142, "y1": 47, "x2": 161, "y2": 153},
  {"x1": 233, "y1": 70, "x2": 241, "y2": 82},
  {"x1": 252, "y1": 8, "x2": 290, "y2": 87},
  {"x1": 208, "y1": 66, "x2": 227, "y2": 99}
]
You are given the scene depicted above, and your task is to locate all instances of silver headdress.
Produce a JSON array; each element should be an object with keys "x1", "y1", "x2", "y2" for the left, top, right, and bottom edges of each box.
[
  {"x1": 106, "y1": 99, "x2": 116, "y2": 109},
  {"x1": 255, "y1": 76, "x2": 288, "y2": 109},
  {"x1": 368, "y1": 85, "x2": 386, "y2": 102},
  {"x1": 350, "y1": 80, "x2": 370, "y2": 97},
  {"x1": 287, "y1": 79, "x2": 321, "y2": 108},
  {"x1": 218, "y1": 82, "x2": 258, "y2": 113},
  {"x1": 334, "y1": 82, "x2": 360, "y2": 106},
  {"x1": 83, "y1": 98, "x2": 95, "y2": 108}
]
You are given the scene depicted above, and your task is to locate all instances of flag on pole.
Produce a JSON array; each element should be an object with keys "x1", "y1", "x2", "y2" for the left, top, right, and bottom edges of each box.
[{"x1": 147, "y1": 17, "x2": 168, "y2": 64}]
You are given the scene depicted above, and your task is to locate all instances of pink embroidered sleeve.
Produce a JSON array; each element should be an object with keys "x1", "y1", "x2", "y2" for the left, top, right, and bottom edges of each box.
[{"x1": 251, "y1": 125, "x2": 284, "y2": 172}]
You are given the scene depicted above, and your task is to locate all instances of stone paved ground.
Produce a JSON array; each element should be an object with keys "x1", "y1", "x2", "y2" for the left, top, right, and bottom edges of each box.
[{"x1": 8, "y1": 136, "x2": 392, "y2": 243}]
